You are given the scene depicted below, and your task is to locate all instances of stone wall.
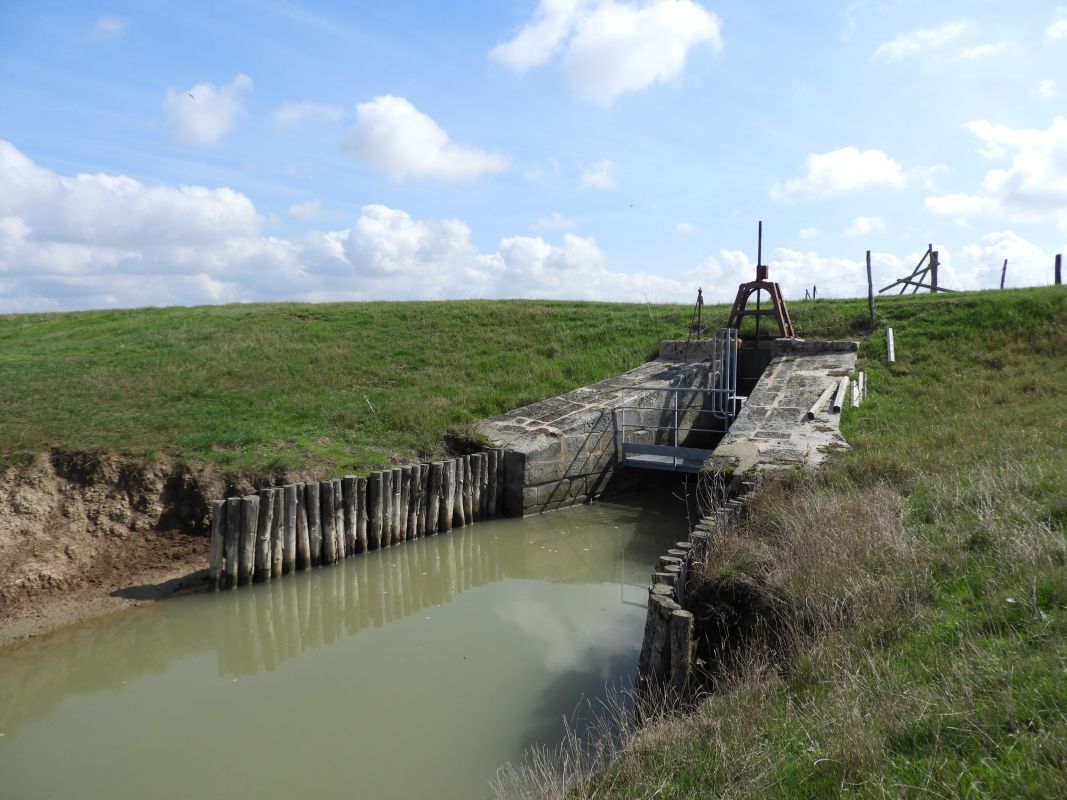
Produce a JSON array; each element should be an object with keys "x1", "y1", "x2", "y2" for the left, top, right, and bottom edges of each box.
[{"x1": 481, "y1": 341, "x2": 716, "y2": 515}]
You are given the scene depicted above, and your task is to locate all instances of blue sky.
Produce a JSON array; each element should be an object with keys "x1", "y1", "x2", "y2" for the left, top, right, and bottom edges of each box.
[{"x1": 1, "y1": 0, "x2": 1065, "y2": 311}]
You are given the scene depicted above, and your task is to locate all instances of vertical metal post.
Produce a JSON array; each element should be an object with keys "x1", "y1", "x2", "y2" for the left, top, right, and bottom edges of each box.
[{"x1": 1056, "y1": 254, "x2": 1062, "y2": 286}]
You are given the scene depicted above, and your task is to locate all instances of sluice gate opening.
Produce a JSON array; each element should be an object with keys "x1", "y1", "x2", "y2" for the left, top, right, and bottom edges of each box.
[{"x1": 617, "y1": 328, "x2": 741, "y2": 473}]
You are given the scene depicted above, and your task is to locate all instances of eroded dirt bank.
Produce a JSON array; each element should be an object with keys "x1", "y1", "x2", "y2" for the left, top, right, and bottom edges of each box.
[{"x1": 0, "y1": 452, "x2": 280, "y2": 647}]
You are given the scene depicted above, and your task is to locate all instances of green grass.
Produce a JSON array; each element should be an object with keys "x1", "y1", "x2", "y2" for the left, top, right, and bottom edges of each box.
[
  {"x1": 495, "y1": 287, "x2": 1067, "y2": 800},
  {"x1": 0, "y1": 300, "x2": 679, "y2": 473}
]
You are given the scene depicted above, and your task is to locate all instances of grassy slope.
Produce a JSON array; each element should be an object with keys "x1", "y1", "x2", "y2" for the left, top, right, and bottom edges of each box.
[
  {"x1": 564, "y1": 287, "x2": 1067, "y2": 799},
  {"x1": 0, "y1": 300, "x2": 691, "y2": 474}
]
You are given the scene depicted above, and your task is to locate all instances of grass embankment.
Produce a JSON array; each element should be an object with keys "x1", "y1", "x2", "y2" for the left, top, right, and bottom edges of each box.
[
  {"x1": 0, "y1": 298, "x2": 873, "y2": 476},
  {"x1": 501, "y1": 288, "x2": 1067, "y2": 799}
]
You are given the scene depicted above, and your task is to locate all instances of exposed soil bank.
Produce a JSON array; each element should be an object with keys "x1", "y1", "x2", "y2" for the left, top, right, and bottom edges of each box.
[{"x1": 0, "y1": 451, "x2": 287, "y2": 648}]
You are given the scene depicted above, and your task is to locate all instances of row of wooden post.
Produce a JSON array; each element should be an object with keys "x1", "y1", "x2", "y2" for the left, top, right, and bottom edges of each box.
[{"x1": 208, "y1": 449, "x2": 506, "y2": 590}]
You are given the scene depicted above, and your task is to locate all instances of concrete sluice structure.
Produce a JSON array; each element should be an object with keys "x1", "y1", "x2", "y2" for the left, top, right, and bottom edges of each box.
[{"x1": 479, "y1": 338, "x2": 734, "y2": 516}]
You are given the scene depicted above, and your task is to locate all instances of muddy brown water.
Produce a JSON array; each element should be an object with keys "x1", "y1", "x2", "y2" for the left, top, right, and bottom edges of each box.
[{"x1": 0, "y1": 491, "x2": 686, "y2": 800}]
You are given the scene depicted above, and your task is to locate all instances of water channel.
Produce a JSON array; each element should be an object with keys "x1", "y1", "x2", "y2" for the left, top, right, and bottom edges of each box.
[{"x1": 0, "y1": 490, "x2": 686, "y2": 800}]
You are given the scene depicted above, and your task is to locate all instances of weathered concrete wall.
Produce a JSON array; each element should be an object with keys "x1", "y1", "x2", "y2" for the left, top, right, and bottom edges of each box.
[
  {"x1": 480, "y1": 340, "x2": 716, "y2": 515},
  {"x1": 706, "y1": 338, "x2": 858, "y2": 476}
]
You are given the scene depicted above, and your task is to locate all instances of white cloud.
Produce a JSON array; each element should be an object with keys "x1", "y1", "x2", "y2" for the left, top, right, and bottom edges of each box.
[
  {"x1": 163, "y1": 74, "x2": 253, "y2": 145},
  {"x1": 873, "y1": 20, "x2": 971, "y2": 62},
  {"x1": 1047, "y1": 18, "x2": 1067, "y2": 40},
  {"x1": 534, "y1": 212, "x2": 575, "y2": 230},
  {"x1": 491, "y1": 0, "x2": 722, "y2": 105},
  {"x1": 581, "y1": 159, "x2": 617, "y2": 189},
  {"x1": 675, "y1": 221, "x2": 698, "y2": 234},
  {"x1": 8, "y1": 140, "x2": 1052, "y2": 313},
  {"x1": 954, "y1": 41, "x2": 1010, "y2": 60},
  {"x1": 490, "y1": 0, "x2": 590, "y2": 70},
  {"x1": 799, "y1": 227, "x2": 823, "y2": 240},
  {"x1": 923, "y1": 193, "x2": 1000, "y2": 216},
  {"x1": 288, "y1": 200, "x2": 320, "y2": 220},
  {"x1": 273, "y1": 101, "x2": 344, "y2": 128},
  {"x1": 344, "y1": 95, "x2": 509, "y2": 181},
  {"x1": 1034, "y1": 79, "x2": 1057, "y2": 101},
  {"x1": 771, "y1": 147, "x2": 905, "y2": 203},
  {"x1": 962, "y1": 117, "x2": 1067, "y2": 230},
  {"x1": 842, "y1": 216, "x2": 886, "y2": 237},
  {"x1": 88, "y1": 15, "x2": 129, "y2": 41},
  {"x1": 958, "y1": 231, "x2": 1055, "y2": 289}
]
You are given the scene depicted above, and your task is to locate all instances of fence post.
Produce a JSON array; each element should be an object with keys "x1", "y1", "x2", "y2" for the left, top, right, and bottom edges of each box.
[
  {"x1": 866, "y1": 249, "x2": 875, "y2": 324},
  {"x1": 1056, "y1": 254, "x2": 1062, "y2": 286},
  {"x1": 1000, "y1": 259, "x2": 1007, "y2": 289},
  {"x1": 930, "y1": 250, "x2": 939, "y2": 293}
]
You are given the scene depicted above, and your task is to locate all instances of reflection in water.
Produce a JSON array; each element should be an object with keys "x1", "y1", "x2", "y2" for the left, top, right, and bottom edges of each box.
[{"x1": 0, "y1": 492, "x2": 683, "y2": 800}]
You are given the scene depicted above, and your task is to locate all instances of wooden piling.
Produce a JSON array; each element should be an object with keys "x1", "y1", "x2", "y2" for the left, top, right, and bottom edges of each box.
[
  {"x1": 486, "y1": 450, "x2": 498, "y2": 519},
  {"x1": 342, "y1": 476, "x2": 357, "y2": 556},
  {"x1": 270, "y1": 488, "x2": 284, "y2": 578},
  {"x1": 296, "y1": 483, "x2": 312, "y2": 570},
  {"x1": 255, "y1": 488, "x2": 274, "y2": 581},
  {"x1": 209, "y1": 499, "x2": 225, "y2": 591},
  {"x1": 451, "y1": 457, "x2": 464, "y2": 528},
  {"x1": 669, "y1": 609, "x2": 695, "y2": 690},
  {"x1": 224, "y1": 496, "x2": 241, "y2": 589},
  {"x1": 368, "y1": 471, "x2": 384, "y2": 550},
  {"x1": 283, "y1": 484, "x2": 298, "y2": 574},
  {"x1": 428, "y1": 462, "x2": 443, "y2": 533},
  {"x1": 442, "y1": 459, "x2": 455, "y2": 532},
  {"x1": 408, "y1": 465, "x2": 421, "y2": 538},
  {"x1": 381, "y1": 469, "x2": 393, "y2": 547},
  {"x1": 479, "y1": 453, "x2": 490, "y2": 519},
  {"x1": 356, "y1": 476, "x2": 369, "y2": 553},
  {"x1": 239, "y1": 494, "x2": 259, "y2": 586},
  {"x1": 391, "y1": 467, "x2": 403, "y2": 544},
  {"x1": 321, "y1": 480, "x2": 337, "y2": 565},
  {"x1": 417, "y1": 464, "x2": 429, "y2": 537},
  {"x1": 471, "y1": 454, "x2": 482, "y2": 522},
  {"x1": 332, "y1": 478, "x2": 344, "y2": 559},
  {"x1": 400, "y1": 466, "x2": 412, "y2": 542},
  {"x1": 464, "y1": 455, "x2": 475, "y2": 523},
  {"x1": 306, "y1": 482, "x2": 322, "y2": 567}
]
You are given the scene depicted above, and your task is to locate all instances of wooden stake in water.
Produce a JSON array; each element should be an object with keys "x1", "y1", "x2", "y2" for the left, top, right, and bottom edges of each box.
[
  {"x1": 296, "y1": 483, "x2": 311, "y2": 570},
  {"x1": 283, "y1": 484, "x2": 298, "y2": 575},
  {"x1": 356, "y1": 476, "x2": 369, "y2": 553},
  {"x1": 306, "y1": 482, "x2": 322, "y2": 567},
  {"x1": 239, "y1": 494, "x2": 259, "y2": 586},
  {"x1": 255, "y1": 488, "x2": 274, "y2": 581},
  {"x1": 368, "y1": 471, "x2": 384, "y2": 550},
  {"x1": 209, "y1": 499, "x2": 225, "y2": 591},
  {"x1": 428, "y1": 462, "x2": 443, "y2": 533},
  {"x1": 320, "y1": 480, "x2": 337, "y2": 565},
  {"x1": 270, "y1": 488, "x2": 284, "y2": 578},
  {"x1": 224, "y1": 496, "x2": 241, "y2": 589}
]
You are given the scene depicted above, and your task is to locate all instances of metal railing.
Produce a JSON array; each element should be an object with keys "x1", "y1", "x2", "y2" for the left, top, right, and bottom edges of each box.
[{"x1": 616, "y1": 329, "x2": 740, "y2": 472}]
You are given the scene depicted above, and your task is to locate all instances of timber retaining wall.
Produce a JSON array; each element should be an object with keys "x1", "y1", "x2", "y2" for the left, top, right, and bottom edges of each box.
[{"x1": 208, "y1": 449, "x2": 506, "y2": 590}]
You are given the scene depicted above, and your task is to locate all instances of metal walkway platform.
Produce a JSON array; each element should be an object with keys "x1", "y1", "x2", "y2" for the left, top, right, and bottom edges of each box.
[{"x1": 620, "y1": 444, "x2": 714, "y2": 473}]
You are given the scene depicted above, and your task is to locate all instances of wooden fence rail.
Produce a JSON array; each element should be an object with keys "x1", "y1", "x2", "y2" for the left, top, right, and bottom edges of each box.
[{"x1": 209, "y1": 449, "x2": 507, "y2": 590}]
